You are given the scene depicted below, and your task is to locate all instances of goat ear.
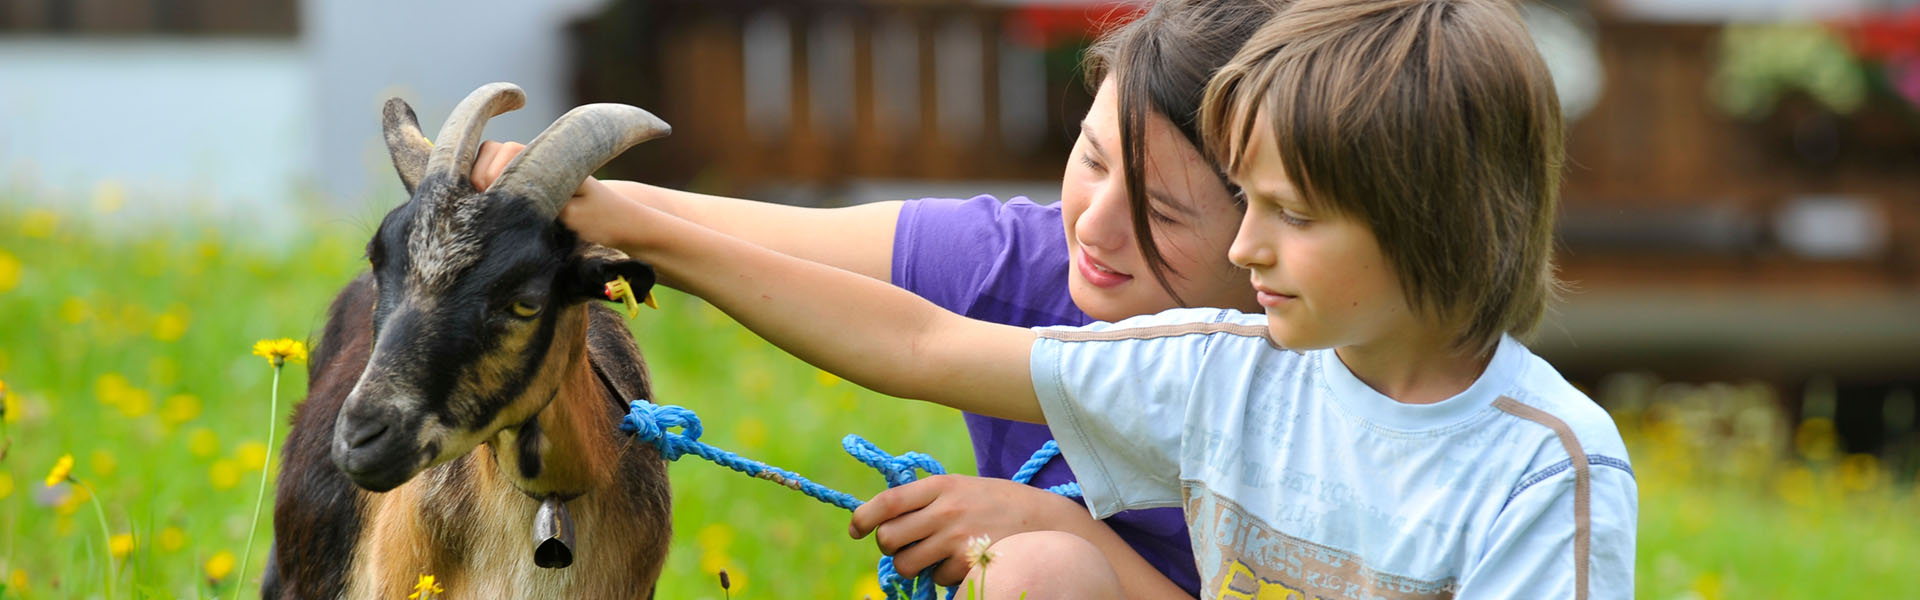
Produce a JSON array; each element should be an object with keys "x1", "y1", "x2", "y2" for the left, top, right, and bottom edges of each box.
[
  {"x1": 383, "y1": 98, "x2": 432, "y2": 195},
  {"x1": 568, "y1": 253, "x2": 658, "y2": 305}
]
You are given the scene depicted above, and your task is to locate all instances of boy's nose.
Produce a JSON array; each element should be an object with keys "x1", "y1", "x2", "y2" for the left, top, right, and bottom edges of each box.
[{"x1": 1228, "y1": 211, "x2": 1272, "y2": 269}]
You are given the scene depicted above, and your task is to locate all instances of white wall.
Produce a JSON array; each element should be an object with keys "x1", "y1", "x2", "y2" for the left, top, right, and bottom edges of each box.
[
  {"x1": 305, "y1": 0, "x2": 610, "y2": 209},
  {"x1": 0, "y1": 0, "x2": 612, "y2": 238},
  {"x1": 0, "y1": 38, "x2": 309, "y2": 229}
]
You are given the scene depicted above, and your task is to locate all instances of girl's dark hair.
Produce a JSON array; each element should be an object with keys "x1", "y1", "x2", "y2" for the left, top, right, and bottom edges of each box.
[{"x1": 1082, "y1": 0, "x2": 1289, "y2": 306}]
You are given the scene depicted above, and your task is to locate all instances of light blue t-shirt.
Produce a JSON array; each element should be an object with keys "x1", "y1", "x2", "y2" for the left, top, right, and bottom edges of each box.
[{"x1": 1030, "y1": 308, "x2": 1637, "y2": 599}]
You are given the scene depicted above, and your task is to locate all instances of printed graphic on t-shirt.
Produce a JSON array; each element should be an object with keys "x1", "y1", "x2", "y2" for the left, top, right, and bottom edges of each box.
[{"x1": 1188, "y1": 493, "x2": 1457, "y2": 600}]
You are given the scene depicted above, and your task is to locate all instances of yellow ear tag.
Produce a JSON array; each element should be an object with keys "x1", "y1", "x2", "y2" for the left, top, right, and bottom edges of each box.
[
  {"x1": 603, "y1": 276, "x2": 643, "y2": 320},
  {"x1": 643, "y1": 293, "x2": 658, "y2": 310}
]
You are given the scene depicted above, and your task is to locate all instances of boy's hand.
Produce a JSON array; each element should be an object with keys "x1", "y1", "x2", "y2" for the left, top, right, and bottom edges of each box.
[{"x1": 850, "y1": 474, "x2": 1091, "y2": 586}]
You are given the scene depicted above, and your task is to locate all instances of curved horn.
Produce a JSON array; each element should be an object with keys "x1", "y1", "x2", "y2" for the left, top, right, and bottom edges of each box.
[
  {"x1": 381, "y1": 98, "x2": 432, "y2": 194},
  {"x1": 490, "y1": 104, "x2": 671, "y2": 217},
  {"x1": 423, "y1": 82, "x2": 527, "y2": 185}
]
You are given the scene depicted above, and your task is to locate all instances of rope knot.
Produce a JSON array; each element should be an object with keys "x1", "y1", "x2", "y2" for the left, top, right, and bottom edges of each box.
[
  {"x1": 620, "y1": 400, "x2": 702, "y2": 460},
  {"x1": 842, "y1": 435, "x2": 946, "y2": 488}
]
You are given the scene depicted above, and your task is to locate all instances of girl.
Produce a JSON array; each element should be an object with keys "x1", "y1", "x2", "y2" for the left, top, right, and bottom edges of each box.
[{"x1": 474, "y1": 2, "x2": 1282, "y2": 595}]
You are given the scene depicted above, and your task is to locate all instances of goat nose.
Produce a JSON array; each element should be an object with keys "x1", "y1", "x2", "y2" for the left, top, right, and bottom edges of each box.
[{"x1": 344, "y1": 420, "x2": 391, "y2": 450}]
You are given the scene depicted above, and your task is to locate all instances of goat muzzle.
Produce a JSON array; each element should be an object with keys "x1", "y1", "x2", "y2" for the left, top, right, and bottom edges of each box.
[{"x1": 533, "y1": 496, "x2": 576, "y2": 569}]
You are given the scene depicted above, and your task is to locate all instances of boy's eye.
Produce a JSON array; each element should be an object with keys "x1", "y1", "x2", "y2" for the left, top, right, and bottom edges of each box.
[
  {"x1": 510, "y1": 301, "x2": 543, "y2": 318},
  {"x1": 1279, "y1": 210, "x2": 1311, "y2": 227}
]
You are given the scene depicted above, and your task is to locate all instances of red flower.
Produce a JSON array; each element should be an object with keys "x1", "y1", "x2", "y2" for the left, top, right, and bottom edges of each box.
[{"x1": 1006, "y1": 3, "x2": 1144, "y2": 50}]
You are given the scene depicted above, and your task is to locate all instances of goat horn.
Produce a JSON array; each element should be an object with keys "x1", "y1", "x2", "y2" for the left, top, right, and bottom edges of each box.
[
  {"x1": 423, "y1": 82, "x2": 527, "y2": 187},
  {"x1": 489, "y1": 103, "x2": 670, "y2": 218},
  {"x1": 381, "y1": 98, "x2": 432, "y2": 194}
]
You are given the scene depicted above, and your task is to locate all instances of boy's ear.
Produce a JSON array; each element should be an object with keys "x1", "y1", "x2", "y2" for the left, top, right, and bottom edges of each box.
[{"x1": 568, "y1": 253, "x2": 657, "y2": 304}]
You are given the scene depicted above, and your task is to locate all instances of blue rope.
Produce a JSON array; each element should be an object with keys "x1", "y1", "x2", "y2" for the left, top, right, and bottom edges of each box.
[{"x1": 620, "y1": 399, "x2": 1081, "y2": 600}]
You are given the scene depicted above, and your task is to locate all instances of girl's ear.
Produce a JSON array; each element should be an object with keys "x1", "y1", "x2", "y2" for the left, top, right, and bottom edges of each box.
[{"x1": 567, "y1": 254, "x2": 658, "y2": 304}]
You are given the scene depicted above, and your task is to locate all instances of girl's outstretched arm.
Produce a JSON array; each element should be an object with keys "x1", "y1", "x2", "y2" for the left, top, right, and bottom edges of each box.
[
  {"x1": 564, "y1": 178, "x2": 1045, "y2": 423},
  {"x1": 475, "y1": 141, "x2": 902, "y2": 282}
]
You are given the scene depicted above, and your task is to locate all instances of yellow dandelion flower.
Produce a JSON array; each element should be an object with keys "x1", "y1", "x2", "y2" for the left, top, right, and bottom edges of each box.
[
  {"x1": 1838, "y1": 453, "x2": 1882, "y2": 493},
  {"x1": 188, "y1": 427, "x2": 220, "y2": 458},
  {"x1": 0, "y1": 471, "x2": 13, "y2": 500},
  {"x1": 159, "y1": 526, "x2": 186, "y2": 552},
  {"x1": 95, "y1": 373, "x2": 131, "y2": 407},
  {"x1": 252, "y1": 338, "x2": 308, "y2": 368},
  {"x1": 699, "y1": 551, "x2": 732, "y2": 578},
  {"x1": 117, "y1": 387, "x2": 152, "y2": 418},
  {"x1": 58, "y1": 297, "x2": 89, "y2": 324},
  {"x1": 93, "y1": 180, "x2": 126, "y2": 214},
  {"x1": 205, "y1": 550, "x2": 235, "y2": 581},
  {"x1": 735, "y1": 416, "x2": 767, "y2": 451},
  {"x1": 815, "y1": 369, "x2": 843, "y2": 387},
  {"x1": 2, "y1": 384, "x2": 17, "y2": 424},
  {"x1": 209, "y1": 459, "x2": 242, "y2": 490},
  {"x1": 697, "y1": 522, "x2": 734, "y2": 553},
  {"x1": 0, "y1": 250, "x2": 20, "y2": 293},
  {"x1": 161, "y1": 394, "x2": 202, "y2": 426},
  {"x1": 154, "y1": 309, "x2": 189, "y2": 342},
  {"x1": 236, "y1": 441, "x2": 269, "y2": 470},
  {"x1": 9, "y1": 568, "x2": 25, "y2": 591},
  {"x1": 45, "y1": 453, "x2": 74, "y2": 487},
  {"x1": 853, "y1": 572, "x2": 884, "y2": 600},
  {"x1": 21, "y1": 208, "x2": 59, "y2": 239},
  {"x1": 1775, "y1": 465, "x2": 1816, "y2": 507},
  {"x1": 110, "y1": 533, "x2": 136, "y2": 557},
  {"x1": 410, "y1": 574, "x2": 445, "y2": 599},
  {"x1": 1795, "y1": 418, "x2": 1838, "y2": 462},
  {"x1": 56, "y1": 484, "x2": 90, "y2": 516},
  {"x1": 91, "y1": 449, "x2": 119, "y2": 478}
]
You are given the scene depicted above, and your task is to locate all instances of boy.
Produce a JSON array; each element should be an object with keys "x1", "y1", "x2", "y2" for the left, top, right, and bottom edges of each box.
[{"x1": 559, "y1": 0, "x2": 1635, "y2": 596}]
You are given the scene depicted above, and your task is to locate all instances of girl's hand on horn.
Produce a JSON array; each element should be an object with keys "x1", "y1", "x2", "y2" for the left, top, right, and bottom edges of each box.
[{"x1": 471, "y1": 140, "x2": 525, "y2": 192}]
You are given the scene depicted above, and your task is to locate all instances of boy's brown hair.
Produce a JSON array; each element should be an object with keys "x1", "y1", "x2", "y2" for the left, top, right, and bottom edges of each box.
[{"x1": 1201, "y1": 0, "x2": 1564, "y2": 354}]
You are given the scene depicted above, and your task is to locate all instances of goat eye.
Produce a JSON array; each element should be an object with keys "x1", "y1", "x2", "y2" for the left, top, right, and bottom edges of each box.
[{"x1": 510, "y1": 301, "x2": 542, "y2": 318}]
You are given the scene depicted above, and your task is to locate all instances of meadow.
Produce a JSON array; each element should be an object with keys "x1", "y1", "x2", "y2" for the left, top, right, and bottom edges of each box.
[{"x1": 0, "y1": 198, "x2": 1916, "y2": 599}]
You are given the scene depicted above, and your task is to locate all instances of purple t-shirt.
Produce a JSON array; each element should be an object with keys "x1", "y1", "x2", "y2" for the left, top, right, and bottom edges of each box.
[{"x1": 893, "y1": 195, "x2": 1201, "y2": 595}]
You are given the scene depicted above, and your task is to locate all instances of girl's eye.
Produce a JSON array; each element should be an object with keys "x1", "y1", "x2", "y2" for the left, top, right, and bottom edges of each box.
[
  {"x1": 1279, "y1": 211, "x2": 1311, "y2": 228},
  {"x1": 1147, "y1": 207, "x2": 1178, "y2": 225},
  {"x1": 1078, "y1": 154, "x2": 1106, "y2": 173},
  {"x1": 510, "y1": 301, "x2": 542, "y2": 318}
]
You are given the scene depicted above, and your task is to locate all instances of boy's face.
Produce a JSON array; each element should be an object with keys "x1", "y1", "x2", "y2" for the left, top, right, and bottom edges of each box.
[{"x1": 1226, "y1": 114, "x2": 1416, "y2": 352}]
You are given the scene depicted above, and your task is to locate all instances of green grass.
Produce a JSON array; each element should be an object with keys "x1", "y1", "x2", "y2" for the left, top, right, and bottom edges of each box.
[{"x1": 0, "y1": 200, "x2": 1915, "y2": 599}]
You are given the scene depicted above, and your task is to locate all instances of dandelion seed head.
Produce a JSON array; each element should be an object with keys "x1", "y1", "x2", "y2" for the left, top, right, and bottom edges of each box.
[{"x1": 965, "y1": 534, "x2": 996, "y2": 569}]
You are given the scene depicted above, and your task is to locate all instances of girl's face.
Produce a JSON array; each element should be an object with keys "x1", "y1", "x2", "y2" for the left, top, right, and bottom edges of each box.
[{"x1": 1061, "y1": 77, "x2": 1258, "y2": 322}]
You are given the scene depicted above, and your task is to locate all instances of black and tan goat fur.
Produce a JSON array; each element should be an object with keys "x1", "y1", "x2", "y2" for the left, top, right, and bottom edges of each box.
[{"x1": 265, "y1": 83, "x2": 672, "y2": 599}]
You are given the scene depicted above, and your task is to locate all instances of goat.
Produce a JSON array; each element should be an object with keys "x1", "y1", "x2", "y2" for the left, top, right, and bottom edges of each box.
[{"x1": 265, "y1": 82, "x2": 672, "y2": 599}]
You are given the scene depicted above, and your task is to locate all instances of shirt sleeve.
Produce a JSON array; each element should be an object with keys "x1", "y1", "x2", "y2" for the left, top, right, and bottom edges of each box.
[
  {"x1": 892, "y1": 195, "x2": 1064, "y2": 316},
  {"x1": 1456, "y1": 461, "x2": 1638, "y2": 599},
  {"x1": 1029, "y1": 308, "x2": 1234, "y2": 519}
]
